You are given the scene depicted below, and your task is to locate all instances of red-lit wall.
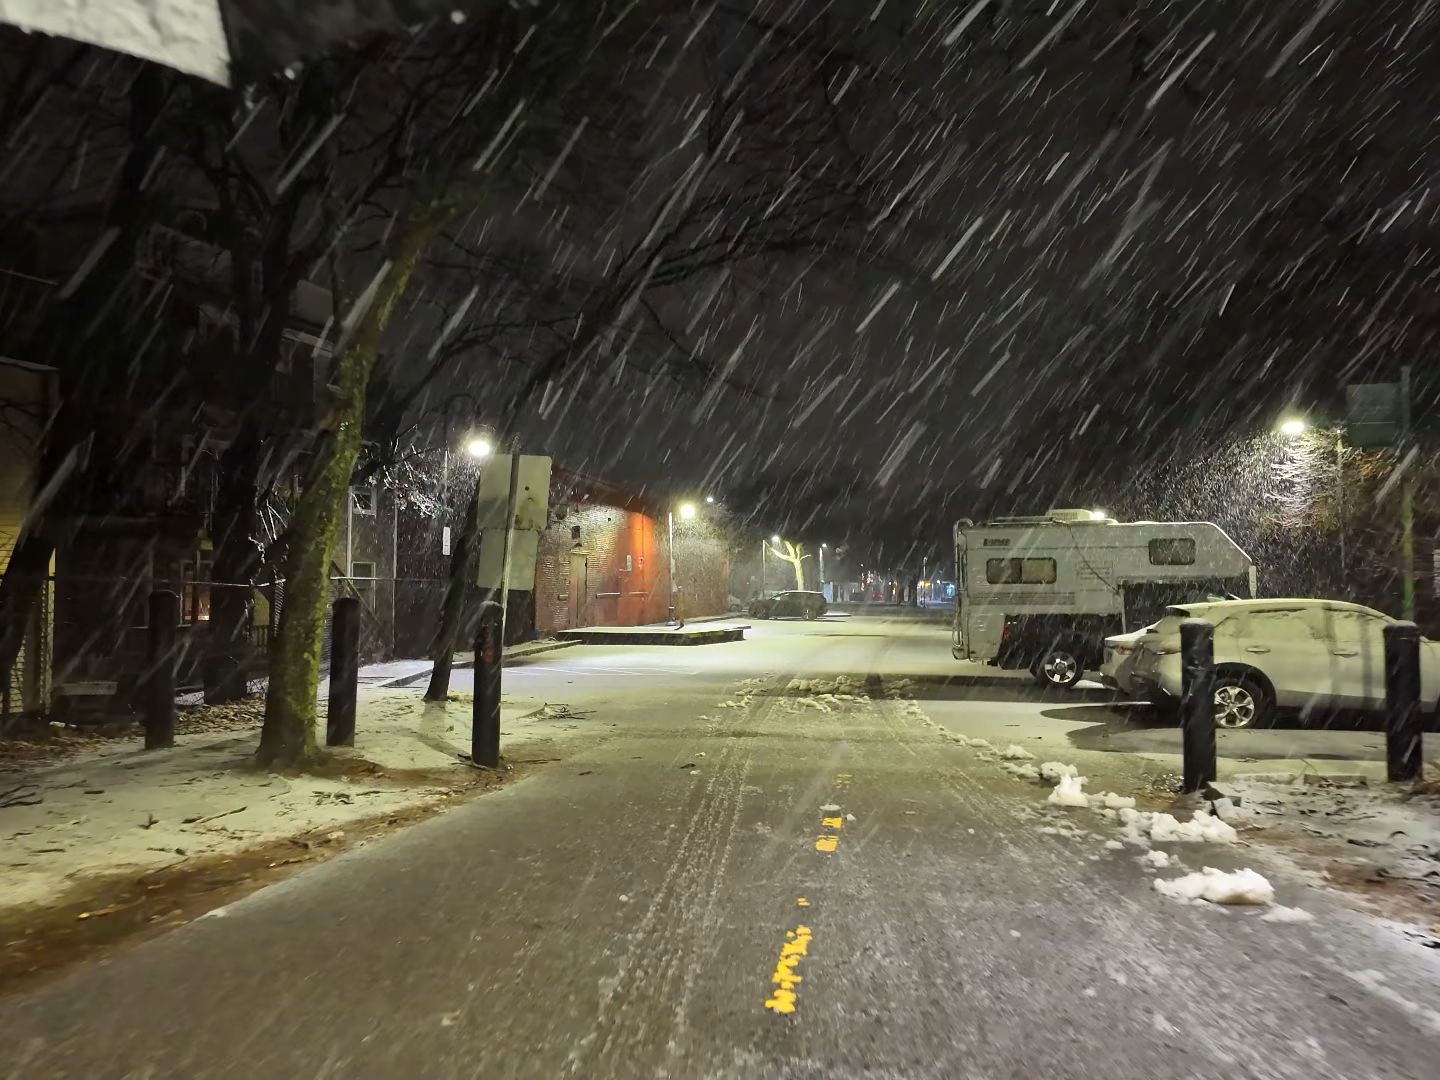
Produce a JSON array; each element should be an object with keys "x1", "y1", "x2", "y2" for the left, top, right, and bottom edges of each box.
[
  {"x1": 535, "y1": 504, "x2": 665, "y2": 632},
  {"x1": 534, "y1": 503, "x2": 732, "y2": 633}
]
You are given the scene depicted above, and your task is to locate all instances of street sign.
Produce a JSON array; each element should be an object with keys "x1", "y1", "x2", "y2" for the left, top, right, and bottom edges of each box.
[
  {"x1": 1345, "y1": 382, "x2": 1403, "y2": 447},
  {"x1": 475, "y1": 454, "x2": 552, "y2": 590}
]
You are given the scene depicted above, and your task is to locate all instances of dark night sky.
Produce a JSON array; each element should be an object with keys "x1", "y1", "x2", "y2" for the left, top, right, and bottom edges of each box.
[
  {"x1": 21, "y1": 1, "x2": 1429, "y2": 552},
  {"x1": 463, "y1": 0, "x2": 1440, "y2": 545}
]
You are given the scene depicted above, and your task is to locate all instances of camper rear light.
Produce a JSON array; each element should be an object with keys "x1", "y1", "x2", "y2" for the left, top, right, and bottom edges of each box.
[{"x1": 1110, "y1": 644, "x2": 1134, "y2": 655}]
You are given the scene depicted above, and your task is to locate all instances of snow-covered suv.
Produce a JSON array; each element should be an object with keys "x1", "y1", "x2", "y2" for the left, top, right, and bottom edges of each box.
[{"x1": 1104, "y1": 599, "x2": 1440, "y2": 728}]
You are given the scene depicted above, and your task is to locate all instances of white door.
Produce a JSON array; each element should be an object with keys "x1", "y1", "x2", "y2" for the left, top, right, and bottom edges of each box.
[
  {"x1": 1231, "y1": 609, "x2": 1339, "y2": 710},
  {"x1": 1316, "y1": 609, "x2": 1390, "y2": 710}
]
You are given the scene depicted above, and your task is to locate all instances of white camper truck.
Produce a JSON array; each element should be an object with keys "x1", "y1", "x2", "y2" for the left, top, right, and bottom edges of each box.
[{"x1": 953, "y1": 510, "x2": 1256, "y2": 688}]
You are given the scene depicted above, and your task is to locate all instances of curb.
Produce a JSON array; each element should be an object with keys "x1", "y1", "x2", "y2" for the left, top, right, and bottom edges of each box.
[{"x1": 381, "y1": 640, "x2": 581, "y2": 687}]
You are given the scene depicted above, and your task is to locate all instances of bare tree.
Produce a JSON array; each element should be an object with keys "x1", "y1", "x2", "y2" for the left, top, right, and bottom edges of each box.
[{"x1": 767, "y1": 540, "x2": 811, "y2": 591}]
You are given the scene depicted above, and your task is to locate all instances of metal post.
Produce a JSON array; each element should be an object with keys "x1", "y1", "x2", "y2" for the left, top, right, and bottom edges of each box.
[
  {"x1": 144, "y1": 590, "x2": 179, "y2": 749},
  {"x1": 760, "y1": 539, "x2": 766, "y2": 598},
  {"x1": 327, "y1": 596, "x2": 360, "y2": 747},
  {"x1": 497, "y1": 439, "x2": 522, "y2": 631},
  {"x1": 1384, "y1": 621, "x2": 1423, "y2": 783},
  {"x1": 667, "y1": 510, "x2": 677, "y2": 625},
  {"x1": 1335, "y1": 428, "x2": 1346, "y2": 599},
  {"x1": 818, "y1": 545, "x2": 826, "y2": 596},
  {"x1": 472, "y1": 600, "x2": 503, "y2": 767},
  {"x1": 1401, "y1": 365, "x2": 1415, "y2": 620},
  {"x1": 1180, "y1": 618, "x2": 1216, "y2": 793}
]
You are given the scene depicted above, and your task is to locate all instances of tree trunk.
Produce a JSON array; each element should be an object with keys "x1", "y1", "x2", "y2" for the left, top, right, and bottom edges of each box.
[
  {"x1": 258, "y1": 216, "x2": 444, "y2": 767},
  {"x1": 204, "y1": 425, "x2": 263, "y2": 702},
  {"x1": 424, "y1": 480, "x2": 483, "y2": 701}
]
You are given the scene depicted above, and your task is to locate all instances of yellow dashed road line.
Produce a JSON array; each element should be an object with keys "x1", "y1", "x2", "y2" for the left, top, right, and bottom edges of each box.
[
  {"x1": 764, "y1": 791, "x2": 852, "y2": 1014},
  {"x1": 762, "y1": 924, "x2": 814, "y2": 1015}
]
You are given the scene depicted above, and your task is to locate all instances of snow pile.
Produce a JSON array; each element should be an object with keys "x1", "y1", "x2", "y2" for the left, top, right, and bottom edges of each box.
[
  {"x1": 1118, "y1": 807, "x2": 1237, "y2": 844},
  {"x1": 967, "y1": 738, "x2": 995, "y2": 752},
  {"x1": 1151, "y1": 810, "x2": 1238, "y2": 844},
  {"x1": 1040, "y1": 761, "x2": 1079, "y2": 781},
  {"x1": 1048, "y1": 774, "x2": 1089, "y2": 808},
  {"x1": 999, "y1": 744, "x2": 1035, "y2": 761},
  {"x1": 1093, "y1": 792, "x2": 1136, "y2": 811},
  {"x1": 1261, "y1": 905, "x2": 1315, "y2": 924},
  {"x1": 1004, "y1": 763, "x2": 1041, "y2": 781},
  {"x1": 1154, "y1": 867, "x2": 1275, "y2": 906},
  {"x1": 786, "y1": 676, "x2": 862, "y2": 699},
  {"x1": 1142, "y1": 849, "x2": 1172, "y2": 870}
]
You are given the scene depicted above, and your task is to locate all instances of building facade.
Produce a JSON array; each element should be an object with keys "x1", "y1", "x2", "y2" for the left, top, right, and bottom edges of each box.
[{"x1": 0, "y1": 357, "x2": 56, "y2": 724}]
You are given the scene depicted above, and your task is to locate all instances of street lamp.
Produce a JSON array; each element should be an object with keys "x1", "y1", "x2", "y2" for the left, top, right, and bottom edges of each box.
[
  {"x1": 465, "y1": 435, "x2": 492, "y2": 459},
  {"x1": 705, "y1": 495, "x2": 715, "y2": 504},
  {"x1": 1274, "y1": 415, "x2": 1348, "y2": 598},
  {"x1": 668, "y1": 503, "x2": 698, "y2": 626}
]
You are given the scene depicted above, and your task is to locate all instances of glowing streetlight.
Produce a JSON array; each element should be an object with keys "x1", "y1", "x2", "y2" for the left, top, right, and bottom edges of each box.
[
  {"x1": 465, "y1": 435, "x2": 492, "y2": 459},
  {"x1": 770, "y1": 534, "x2": 781, "y2": 544},
  {"x1": 1278, "y1": 418, "x2": 1308, "y2": 439},
  {"x1": 679, "y1": 502, "x2": 697, "y2": 521},
  {"x1": 705, "y1": 495, "x2": 715, "y2": 504}
]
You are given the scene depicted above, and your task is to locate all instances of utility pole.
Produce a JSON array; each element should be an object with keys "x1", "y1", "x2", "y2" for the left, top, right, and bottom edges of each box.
[
  {"x1": 1400, "y1": 364, "x2": 1416, "y2": 621},
  {"x1": 818, "y1": 544, "x2": 826, "y2": 596},
  {"x1": 667, "y1": 510, "x2": 678, "y2": 625}
]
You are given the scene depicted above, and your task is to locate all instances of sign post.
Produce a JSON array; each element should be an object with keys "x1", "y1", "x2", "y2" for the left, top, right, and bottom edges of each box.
[
  {"x1": 1345, "y1": 374, "x2": 1415, "y2": 619},
  {"x1": 470, "y1": 452, "x2": 552, "y2": 767}
]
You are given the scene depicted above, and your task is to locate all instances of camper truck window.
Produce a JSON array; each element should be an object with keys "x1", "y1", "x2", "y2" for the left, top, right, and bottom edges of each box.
[
  {"x1": 1147, "y1": 538, "x2": 1196, "y2": 565},
  {"x1": 985, "y1": 557, "x2": 1057, "y2": 584}
]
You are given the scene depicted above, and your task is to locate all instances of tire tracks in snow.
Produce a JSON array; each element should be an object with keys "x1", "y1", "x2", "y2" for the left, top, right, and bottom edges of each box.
[{"x1": 578, "y1": 675, "x2": 787, "y2": 1072}]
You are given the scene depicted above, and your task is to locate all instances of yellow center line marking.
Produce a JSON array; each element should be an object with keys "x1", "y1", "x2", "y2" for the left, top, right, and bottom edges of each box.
[
  {"x1": 815, "y1": 803, "x2": 844, "y2": 853},
  {"x1": 764, "y1": 786, "x2": 851, "y2": 1014},
  {"x1": 763, "y1": 924, "x2": 813, "y2": 1015}
]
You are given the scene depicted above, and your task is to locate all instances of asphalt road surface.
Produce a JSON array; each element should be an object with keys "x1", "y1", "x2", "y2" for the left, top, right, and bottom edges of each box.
[{"x1": 2, "y1": 614, "x2": 1438, "y2": 1079}]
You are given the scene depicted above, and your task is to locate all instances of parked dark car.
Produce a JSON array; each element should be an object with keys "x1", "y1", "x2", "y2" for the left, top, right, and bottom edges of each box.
[{"x1": 749, "y1": 590, "x2": 827, "y2": 619}]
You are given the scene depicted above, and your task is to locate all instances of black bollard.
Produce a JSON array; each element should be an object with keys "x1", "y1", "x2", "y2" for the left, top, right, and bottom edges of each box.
[
  {"x1": 1180, "y1": 618, "x2": 1216, "y2": 793},
  {"x1": 327, "y1": 597, "x2": 360, "y2": 747},
  {"x1": 473, "y1": 600, "x2": 504, "y2": 767},
  {"x1": 145, "y1": 590, "x2": 180, "y2": 750},
  {"x1": 1384, "y1": 621, "x2": 1423, "y2": 783}
]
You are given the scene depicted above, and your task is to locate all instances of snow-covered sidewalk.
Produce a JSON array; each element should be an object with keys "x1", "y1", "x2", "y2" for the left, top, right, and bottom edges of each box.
[{"x1": 0, "y1": 688, "x2": 554, "y2": 919}]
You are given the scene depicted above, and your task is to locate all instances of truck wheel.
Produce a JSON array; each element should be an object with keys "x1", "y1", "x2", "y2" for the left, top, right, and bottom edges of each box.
[{"x1": 1033, "y1": 647, "x2": 1083, "y2": 690}]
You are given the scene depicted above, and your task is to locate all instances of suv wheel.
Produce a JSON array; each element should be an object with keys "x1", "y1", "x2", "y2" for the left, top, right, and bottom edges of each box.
[
  {"x1": 1213, "y1": 673, "x2": 1273, "y2": 729},
  {"x1": 1033, "y1": 647, "x2": 1083, "y2": 690}
]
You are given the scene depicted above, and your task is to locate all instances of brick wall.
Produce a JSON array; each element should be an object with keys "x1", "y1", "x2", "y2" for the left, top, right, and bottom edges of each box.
[
  {"x1": 535, "y1": 504, "x2": 666, "y2": 633},
  {"x1": 535, "y1": 503, "x2": 733, "y2": 633}
]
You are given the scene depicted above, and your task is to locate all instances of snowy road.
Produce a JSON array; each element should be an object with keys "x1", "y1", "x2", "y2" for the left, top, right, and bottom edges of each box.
[{"x1": 1, "y1": 614, "x2": 1438, "y2": 1078}]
